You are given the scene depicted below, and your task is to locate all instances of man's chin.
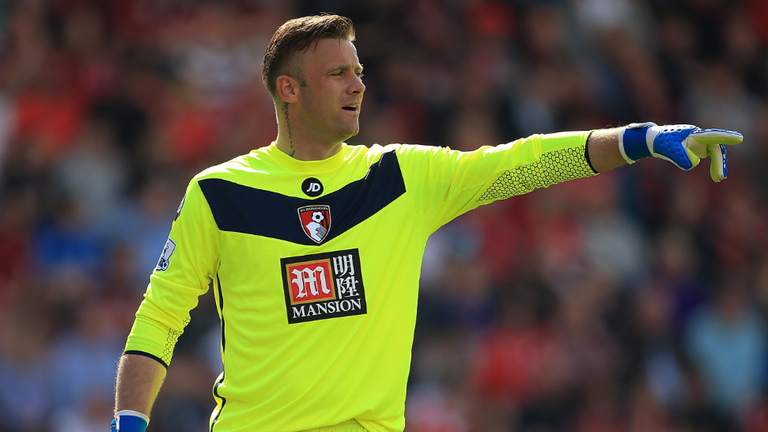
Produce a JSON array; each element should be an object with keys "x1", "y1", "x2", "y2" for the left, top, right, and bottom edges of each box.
[
  {"x1": 340, "y1": 126, "x2": 360, "y2": 141},
  {"x1": 325, "y1": 120, "x2": 360, "y2": 143}
]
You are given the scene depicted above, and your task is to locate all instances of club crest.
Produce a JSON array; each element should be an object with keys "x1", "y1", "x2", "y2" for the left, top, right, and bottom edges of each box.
[{"x1": 298, "y1": 205, "x2": 332, "y2": 243}]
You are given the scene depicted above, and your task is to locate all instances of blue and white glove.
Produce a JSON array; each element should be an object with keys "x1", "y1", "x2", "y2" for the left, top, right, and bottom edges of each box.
[
  {"x1": 619, "y1": 122, "x2": 743, "y2": 182},
  {"x1": 110, "y1": 410, "x2": 149, "y2": 432}
]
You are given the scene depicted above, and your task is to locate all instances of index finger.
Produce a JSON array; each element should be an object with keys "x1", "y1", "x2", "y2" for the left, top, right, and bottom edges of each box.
[{"x1": 690, "y1": 128, "x2": 743, "y2": 146}]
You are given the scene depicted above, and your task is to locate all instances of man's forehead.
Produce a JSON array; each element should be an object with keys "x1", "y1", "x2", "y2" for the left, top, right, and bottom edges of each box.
[{"x1": 305, "y1": 39, "x2": 360, "y2": 67}]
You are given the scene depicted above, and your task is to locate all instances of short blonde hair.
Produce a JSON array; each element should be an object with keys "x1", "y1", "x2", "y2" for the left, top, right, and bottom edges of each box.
[{"x1": 262, "y1": 14, "x2": 356, "y2": 97}]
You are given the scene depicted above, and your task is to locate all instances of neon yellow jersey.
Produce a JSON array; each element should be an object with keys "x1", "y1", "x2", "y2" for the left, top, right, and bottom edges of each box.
[{"x1": 124, "y1": 132, "x2": 597, "y2": 432}]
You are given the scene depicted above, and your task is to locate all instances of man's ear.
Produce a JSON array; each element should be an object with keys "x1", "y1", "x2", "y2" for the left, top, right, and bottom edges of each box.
[{"x1": 276, "y1": 75, "x2": 300, "y2": 103}]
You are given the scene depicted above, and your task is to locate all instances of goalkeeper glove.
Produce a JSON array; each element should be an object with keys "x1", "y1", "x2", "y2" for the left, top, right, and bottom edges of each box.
[
  {"x1": 110, "y1": 410, "x2": 149, "y2": 432},
  {"x1": 618, "y1": 122, "x2": 743, "y2": 182}
]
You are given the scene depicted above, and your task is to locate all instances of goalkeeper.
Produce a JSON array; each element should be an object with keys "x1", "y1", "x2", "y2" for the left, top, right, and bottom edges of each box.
[{"x1": 110, "y1": 14, "x2": 742, "y2": 432}]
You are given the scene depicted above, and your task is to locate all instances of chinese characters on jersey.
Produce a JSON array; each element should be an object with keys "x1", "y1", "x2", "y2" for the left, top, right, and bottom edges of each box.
[{"x1": 281, "y1": 249, "x2": 367, "y2": 324}]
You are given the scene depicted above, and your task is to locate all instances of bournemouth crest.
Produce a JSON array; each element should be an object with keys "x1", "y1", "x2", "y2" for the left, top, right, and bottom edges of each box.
[{"x1": 298, "y1": 205, "x2": 331, "y2": 243}]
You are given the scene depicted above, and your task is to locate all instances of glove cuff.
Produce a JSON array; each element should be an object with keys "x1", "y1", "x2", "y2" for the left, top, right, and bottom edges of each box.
[
  {"x1": 619, "y1": 122, "x2": 656, "y2": 163},
  {"x1": 112, "y1": 410, "x2": 149, "y2": 432}
]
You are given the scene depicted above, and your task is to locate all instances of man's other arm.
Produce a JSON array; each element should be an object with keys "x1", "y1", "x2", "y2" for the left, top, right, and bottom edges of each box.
[{"x1": 114, "y1": 353, "x2": 167, "y2": 417}]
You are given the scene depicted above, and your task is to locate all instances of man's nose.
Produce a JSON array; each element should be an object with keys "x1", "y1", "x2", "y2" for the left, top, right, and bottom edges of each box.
[{"x1": 350, "y1": 75, "x2": 365, "y2": 94}]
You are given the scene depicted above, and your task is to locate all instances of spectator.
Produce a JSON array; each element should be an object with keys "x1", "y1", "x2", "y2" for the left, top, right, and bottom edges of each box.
[{"x1": 685, "y1": 275, "x2": 768, "y2": 419}]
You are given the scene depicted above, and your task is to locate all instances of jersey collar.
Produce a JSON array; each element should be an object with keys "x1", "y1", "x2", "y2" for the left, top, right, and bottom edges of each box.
[{"x1": 265, "y1": 142, "x2": 347, "y2": 173}]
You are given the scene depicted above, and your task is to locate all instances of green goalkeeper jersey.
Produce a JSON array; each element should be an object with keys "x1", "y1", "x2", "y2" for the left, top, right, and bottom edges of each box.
[{"x1": 124, "y1": 132, "x2": 597, "y2": 432}]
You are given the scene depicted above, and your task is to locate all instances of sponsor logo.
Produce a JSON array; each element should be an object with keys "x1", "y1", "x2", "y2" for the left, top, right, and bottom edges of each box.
[
  {"x1": 302, "y1": 177, "x2": 324, "y2": 197},
  {"x1": 298, "y1": 205, "x2": 331, "y2": 243},
  {"x1": 155, "y1": 237, "x2": 176, "y2": 271},
  {"x1": 281, "y1": 249, "x2": 367, "y2": 324}
]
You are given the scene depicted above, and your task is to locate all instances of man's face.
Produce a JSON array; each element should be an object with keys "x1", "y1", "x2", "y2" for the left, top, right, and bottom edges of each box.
[{"x1": 296, "y1": 38, "x2": 365, "y2": 144}]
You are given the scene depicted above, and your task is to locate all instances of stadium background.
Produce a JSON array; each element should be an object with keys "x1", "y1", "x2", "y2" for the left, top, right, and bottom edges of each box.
[{"x1": 1, "y1": 0, "x2": 768, "y2": 431}]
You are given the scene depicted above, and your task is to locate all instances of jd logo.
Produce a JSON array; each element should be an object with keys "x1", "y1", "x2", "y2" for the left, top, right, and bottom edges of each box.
[{"x1": 302, "y1": 177, "x2": 323, "y2": 197}]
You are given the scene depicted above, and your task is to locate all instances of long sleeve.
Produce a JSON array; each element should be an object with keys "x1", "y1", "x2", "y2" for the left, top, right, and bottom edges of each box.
[
  {"x1": 124, "y1": 179, "x2": 221, "y2": 367},
  {"x1": 394, "y1": 131, "x2": 598, "y2": 234}
]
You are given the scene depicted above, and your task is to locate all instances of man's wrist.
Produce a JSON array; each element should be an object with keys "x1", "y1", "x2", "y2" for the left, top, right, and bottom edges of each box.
[
  {"x1": 619, "y1": 122, "x2": 657, "y2": 163},
  {"x1": 111, "y1": 410, "x2": 150, "y2": 432}
]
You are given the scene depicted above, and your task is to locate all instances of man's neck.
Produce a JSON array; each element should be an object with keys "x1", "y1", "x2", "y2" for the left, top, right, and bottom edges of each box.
[
  {"x1": 274, "y1": 134, "x2": 343, "y2": 161},
  {"x1": 274, "y1": 101, "x2": 344, "y2": 161}
]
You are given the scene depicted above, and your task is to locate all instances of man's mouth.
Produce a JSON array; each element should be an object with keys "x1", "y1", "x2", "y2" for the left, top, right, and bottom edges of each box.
[{"x1": 342, "y1": 104, "x2": 359, "y2": 112}]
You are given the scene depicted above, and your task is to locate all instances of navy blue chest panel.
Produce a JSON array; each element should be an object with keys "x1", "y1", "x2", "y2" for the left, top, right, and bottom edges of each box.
[{"x1": 198, "y1": 151, "x2": 407, "y2": 245}]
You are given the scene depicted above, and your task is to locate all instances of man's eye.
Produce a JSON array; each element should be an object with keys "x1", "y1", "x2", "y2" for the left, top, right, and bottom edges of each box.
[{"x1": 356, "y1": 73, "x2": 364, "y2": 79}]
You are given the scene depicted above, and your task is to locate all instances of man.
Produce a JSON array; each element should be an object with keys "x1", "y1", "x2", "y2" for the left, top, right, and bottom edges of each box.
[{"x1": 111, "y1": 14, "x2": 742, "y2": 432}]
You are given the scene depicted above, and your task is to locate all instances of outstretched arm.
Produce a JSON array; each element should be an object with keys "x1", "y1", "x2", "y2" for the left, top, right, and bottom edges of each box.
[
  {"x1": 586, "y1": 127, "x2": 626, "y2": 172},
  {"x1": 112, "y1": 353, "x2": 167, "y2": 431}
]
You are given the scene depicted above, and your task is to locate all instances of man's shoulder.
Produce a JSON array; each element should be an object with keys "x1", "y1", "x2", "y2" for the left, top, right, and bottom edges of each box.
[
  {"x1": 192, "y1": 150, "x2": 272, "y2": 183},
  {"x1": 354, "y1": 142, "x2": 443, "y2": 159}
]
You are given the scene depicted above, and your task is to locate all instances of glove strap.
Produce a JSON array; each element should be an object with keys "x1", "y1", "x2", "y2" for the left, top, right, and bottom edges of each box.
[
  {"x1": 619, "y1": 122, "x2": 656, "y2": 163},
  {"x1": 112, "y1": 410, "x2": 149, "y2": 432}
]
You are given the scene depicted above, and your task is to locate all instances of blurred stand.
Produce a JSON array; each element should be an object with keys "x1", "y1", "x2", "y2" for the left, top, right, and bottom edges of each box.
[{"x1": 1, "y1": 0, "x2": 768, "y2": 431}]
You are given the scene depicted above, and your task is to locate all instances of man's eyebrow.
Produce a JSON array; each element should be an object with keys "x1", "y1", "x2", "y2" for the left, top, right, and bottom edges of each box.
[{"x1": 326, "y1": 64, "x2": 364, "y2": 73}]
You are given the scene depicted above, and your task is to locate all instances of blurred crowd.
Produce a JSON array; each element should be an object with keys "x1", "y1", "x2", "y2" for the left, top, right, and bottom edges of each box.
[{"x1": 1, "y1": 0, "x2": 768, "y2": 431}]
